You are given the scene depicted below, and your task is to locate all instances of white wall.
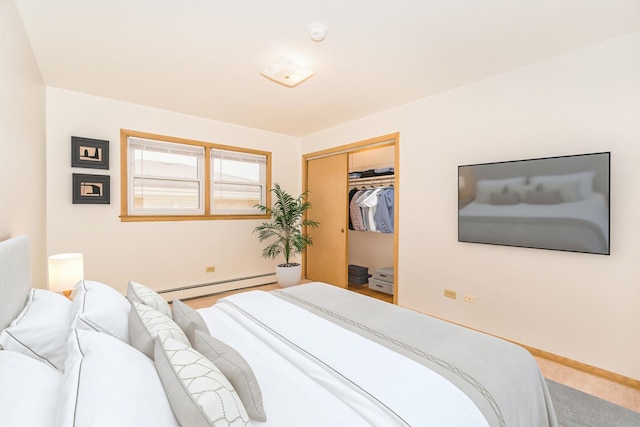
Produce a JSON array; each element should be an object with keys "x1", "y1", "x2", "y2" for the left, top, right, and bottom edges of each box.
[
  {"x1": 0, "y1": 0, "x2": 47, "y2": 286},
  {"x1": 302, "y1": 32, "x2": 640, "y2": 380},
  {"x1": 46, "y1": 88, "x2": 300, "y2": 296}
]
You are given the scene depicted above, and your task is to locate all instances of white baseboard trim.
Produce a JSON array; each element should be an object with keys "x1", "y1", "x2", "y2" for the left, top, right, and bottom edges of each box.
[{"x1": 158, "y1": 273, "x2": 276, "y2": 301}]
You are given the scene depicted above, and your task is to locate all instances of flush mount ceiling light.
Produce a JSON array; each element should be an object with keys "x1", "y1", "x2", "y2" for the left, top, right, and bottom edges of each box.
[{"x1": 260, "y1": 55, "x2": 315, "y2": 88}]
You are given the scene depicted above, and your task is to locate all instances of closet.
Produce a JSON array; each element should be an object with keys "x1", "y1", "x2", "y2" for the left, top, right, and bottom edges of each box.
[{"x1": 303, "y1": 133, "x2": 399, "y2": 303}]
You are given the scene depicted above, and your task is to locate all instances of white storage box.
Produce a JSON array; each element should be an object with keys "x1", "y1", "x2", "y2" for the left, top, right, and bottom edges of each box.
[
  {"x1": 372, "y1": 267, "x2": 394, "y2": 283},
  {"x1": 368, "y1": 277, "x2": 394, "y2": 295}
]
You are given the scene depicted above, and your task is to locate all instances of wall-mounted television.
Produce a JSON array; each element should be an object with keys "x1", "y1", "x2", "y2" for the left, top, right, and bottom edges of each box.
[{"x1": 458, "y1": 152, "x2": 610, "y2": 255}]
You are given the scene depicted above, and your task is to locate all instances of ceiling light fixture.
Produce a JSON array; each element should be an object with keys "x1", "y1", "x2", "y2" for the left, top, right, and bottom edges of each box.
[
  {"x1": 308, "y1": 23, "x2": 327, "y2": 42},
  {"x1": 260, "y1": 55, "x2": 315, "y2": 88}
]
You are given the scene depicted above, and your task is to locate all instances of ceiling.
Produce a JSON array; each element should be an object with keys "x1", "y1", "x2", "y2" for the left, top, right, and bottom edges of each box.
[{"x1": 14, "y1": 0, "x2": 640, "y2": 137}]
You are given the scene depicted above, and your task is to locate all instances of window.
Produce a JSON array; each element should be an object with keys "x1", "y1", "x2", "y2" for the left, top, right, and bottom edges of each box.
[
  {"x1": 129, "y1": 138, "x2": 204, "y2": 215},
  {"x1": 121, "y1": 130, "x2": 271, "y2": 221},
  {"x1": 211, "y1": 149, "x2": 267, "y2": 213}
]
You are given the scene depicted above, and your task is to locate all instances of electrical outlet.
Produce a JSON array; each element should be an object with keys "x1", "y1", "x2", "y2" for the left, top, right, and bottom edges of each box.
[
  {"x1": 464, "y1": 294, "x2": 476, "y2": 304},
  {"x1": 205, "y1": 266, "x2": 216, "y2": 273},
  {"x1": 444, "y1": 289, "x2": 457, "y2": 299}
]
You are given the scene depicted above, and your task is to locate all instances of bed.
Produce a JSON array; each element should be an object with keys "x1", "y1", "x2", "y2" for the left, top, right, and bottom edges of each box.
[{"x1": 0, "y1": 235, "x2": 557, "y2": 426}]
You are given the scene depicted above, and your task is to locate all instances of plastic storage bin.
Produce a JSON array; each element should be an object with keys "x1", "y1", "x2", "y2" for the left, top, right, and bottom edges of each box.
[
  {"x1": 372, "y1": 267, "x2": 394, "y2": 283},
  {"x1": 368, "y1": 277, "x2": 393, "y2": 295}
]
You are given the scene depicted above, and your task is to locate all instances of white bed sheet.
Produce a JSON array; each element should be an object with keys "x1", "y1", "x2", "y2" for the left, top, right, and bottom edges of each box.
[{"x1": 199, "y1": 291, "x2": 488, "y2": 427}]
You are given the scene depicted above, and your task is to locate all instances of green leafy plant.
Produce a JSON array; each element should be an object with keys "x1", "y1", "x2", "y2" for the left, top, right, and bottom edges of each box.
[{"x1": 253, "y1": 183, "x2": 319, "y2": 267}]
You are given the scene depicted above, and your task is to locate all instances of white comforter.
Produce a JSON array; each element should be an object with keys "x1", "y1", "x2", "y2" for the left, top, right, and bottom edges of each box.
[{"x1": 199, "y1": 291, "x2": 488, "y2": 427}]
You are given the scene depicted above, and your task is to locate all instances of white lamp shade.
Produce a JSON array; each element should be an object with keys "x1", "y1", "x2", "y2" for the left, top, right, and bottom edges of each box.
[{"x1": 48, "y1": 253, "x2": 84, "y2": 292}]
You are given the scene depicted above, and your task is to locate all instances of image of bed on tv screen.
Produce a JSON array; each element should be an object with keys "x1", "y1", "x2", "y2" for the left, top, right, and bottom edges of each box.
[{"x1": 458, "y1": 152, "x2": 610, "y2": 255}]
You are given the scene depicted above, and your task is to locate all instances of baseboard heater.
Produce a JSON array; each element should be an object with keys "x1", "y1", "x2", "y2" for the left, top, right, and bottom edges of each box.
[{"x1": 157, "y1": 272, "x2": 276, "y2": 302}]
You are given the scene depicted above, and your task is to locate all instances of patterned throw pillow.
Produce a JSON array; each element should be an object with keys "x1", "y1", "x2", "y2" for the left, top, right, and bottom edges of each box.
[
  {"x1": 127, "y1": 281, "x2": 173, "y2": 318},
  {"x1": 154, "y1": 335, "x2": 251, "y2": 427},
  {"x1": 129, "y1": 302, "x2": 190, "y2": 359},
  {"x1": 194, "y1": 330, "x2": 267, "y2": 422}
]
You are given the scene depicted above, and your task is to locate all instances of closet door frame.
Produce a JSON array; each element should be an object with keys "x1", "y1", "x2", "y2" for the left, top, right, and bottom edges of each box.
[{"x1": 302, "y1": 132, "x2": 400, "y2": 304}]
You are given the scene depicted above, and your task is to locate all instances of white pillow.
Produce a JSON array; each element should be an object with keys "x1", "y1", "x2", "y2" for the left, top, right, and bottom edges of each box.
[
  {"x1": 0, "y1": 350, "x2": 62, "y2": 427},
  {"x1": 530, "y1": 171, "x2": 595, "y2": 199},
  {"x1": 475, "y1": 177, "x2": 526, "y2": 204},
  {"x1": 476, "y1": 176, "x2": 527, "y2": 190},
  {"x1": 538, "y1": 181, "x2": 581, "y2": 202},
  {"x1": 57, "y1": 329, "x2": 180, "y2": 427},
  {"x1": 129, "y1": 302, "x2": 190, "y2": 359},
  {"x1": 0, "y1": 289, "x2": 72, "y2": 370},
  {"x1": 71, "y1": 280, "x2": 131, "y2": 343},
  {"x1": 127, "y1": 281, "x2": 173, "y2": 318},
  {"x1": 475, "y1": 184, "x2": 505, "y2": 204},
  {"x1": 154, "y1": 335, "x2": 251, "y2": 427}
]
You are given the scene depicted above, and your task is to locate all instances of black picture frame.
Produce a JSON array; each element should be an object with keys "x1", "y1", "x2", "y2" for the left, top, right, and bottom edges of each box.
[
  {"x1": 72, "y1": 173, "x2": 110, "y2": 204},
  {"x1": 71, "y1": 136, "x2": 109, "y2": 169}
]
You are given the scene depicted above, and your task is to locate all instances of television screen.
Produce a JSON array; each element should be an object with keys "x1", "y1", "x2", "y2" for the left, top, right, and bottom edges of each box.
[{"x1": 458, "y1": 152, "x2": 610, "y2": 255}]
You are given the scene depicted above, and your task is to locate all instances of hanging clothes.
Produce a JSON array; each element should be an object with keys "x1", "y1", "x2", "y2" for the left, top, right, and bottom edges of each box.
[
  {"x1": 374, "y1": 187, "x2": 394, "y2": 233},
  {"x1": 361, "y1": 188, "x2": 384, "y2": 232},
  {"x1": 348, "y1": 187, "x2": 359, "y2": 230},
  {"x1": 355, "y1": 189, "x2": 374, "y2": 230},
  {"x1": 349, "y1": 189, "x2": 367, "y2": 231}
]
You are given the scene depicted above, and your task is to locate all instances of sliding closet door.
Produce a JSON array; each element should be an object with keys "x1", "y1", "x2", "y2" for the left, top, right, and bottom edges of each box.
[{"x1": 305, "y1": 153, "x2": 348, "y2": 288}]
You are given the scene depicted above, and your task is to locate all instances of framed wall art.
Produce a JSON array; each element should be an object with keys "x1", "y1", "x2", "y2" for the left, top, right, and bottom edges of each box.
[
  {"x1": 72, "y1": 173, "x2": 110, "y2": 204},
  {"x1": 71, "y1": 136, "x2": 109, "y2": 169}
]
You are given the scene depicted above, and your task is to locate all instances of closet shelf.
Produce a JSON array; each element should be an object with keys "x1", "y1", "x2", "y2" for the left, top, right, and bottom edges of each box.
[{"x1": 349, "y1": 175, "x2": 395, "y2": 187}]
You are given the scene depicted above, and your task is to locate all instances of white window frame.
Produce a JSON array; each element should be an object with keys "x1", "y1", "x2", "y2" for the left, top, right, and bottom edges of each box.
[
  {"x1": 210, "y1": 149, "x2": 267, "y2": 215},
  {"x1": 128, "y1": 137, "x2": 205, "y2": 216}
]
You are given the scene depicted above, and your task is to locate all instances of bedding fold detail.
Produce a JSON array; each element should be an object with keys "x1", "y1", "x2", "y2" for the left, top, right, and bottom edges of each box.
[
  {"x1": 215, "y1": 291, "x2": 489, "y2": 427},
  {"x1": 274, "y1": 282, "x2": 558, "y2": 427}
]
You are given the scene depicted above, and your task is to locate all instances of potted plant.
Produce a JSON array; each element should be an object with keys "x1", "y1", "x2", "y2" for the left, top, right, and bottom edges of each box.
[{"x1": 253, "y1": 183, "x2": 319, "y2": 287}]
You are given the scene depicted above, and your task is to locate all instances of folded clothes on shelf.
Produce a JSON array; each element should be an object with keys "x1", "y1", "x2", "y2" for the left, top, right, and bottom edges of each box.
[
  {"x1": 373, "y1": 167, "x2": 394, "y2": 176},
  {"x1": 349, "y1": 167, "x2": 394, "y2": 179}
]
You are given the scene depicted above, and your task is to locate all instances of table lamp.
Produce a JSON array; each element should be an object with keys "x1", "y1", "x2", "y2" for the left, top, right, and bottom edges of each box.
[{"x1": 48, "y1": 253, "x2": 84, "y2": 298}]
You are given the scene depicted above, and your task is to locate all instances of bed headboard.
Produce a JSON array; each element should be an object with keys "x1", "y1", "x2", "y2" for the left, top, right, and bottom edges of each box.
[{"x1": 0, "y1": 235, "x2": 31, "y2": 330}]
